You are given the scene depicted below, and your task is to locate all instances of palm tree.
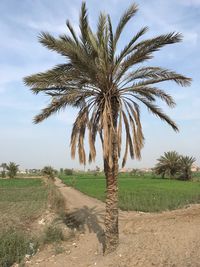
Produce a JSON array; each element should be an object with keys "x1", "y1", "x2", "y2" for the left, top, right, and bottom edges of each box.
[
  {"x1": 155, "y1": 151, "x2": 181, "y2": 178},
  {"x1": 1, "y1": 163, "x2": 7, "y2": 171},
  {"x1": 0, "y1": 163, "x2": 7, "y2": 178},
  {"x1": 24, "y1": 2, "x2": 191, "y2": 253},
  {"x1": 42, "y1": 166, "x2": 55, "y2": 180},
  {"x1": 6, "y1": 162, "x2": 19, "y2": 179},
  {"x1": 179, "y1": 155, "x2": 196, "y2": 180}
]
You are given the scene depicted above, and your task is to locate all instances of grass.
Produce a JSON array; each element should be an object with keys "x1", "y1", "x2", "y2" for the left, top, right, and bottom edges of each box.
[
  {"x1": 47, "y1": 181, "x2": 66, "y2": 215},
  {"x1": 0, "y1": 178, "x2": 48, "y2": 229},
  {"x1": 42, "y1": 224, "x2": 64, "y2": 244},
  {"x1": 0, "y1": 228, "x2": 38, "y2": 267},
  {"x1": 0, "y1": 177, "x2": 68, "y2": 266},
  {"x1": 59, "y1": 173, "x2": 200, "y2": 212},
  {"x1": 0, "y1": 178, "x2": 48, "y2": 266},
  {"x1": 0, "y1": 178, "x2": 43, "y2": 188}
]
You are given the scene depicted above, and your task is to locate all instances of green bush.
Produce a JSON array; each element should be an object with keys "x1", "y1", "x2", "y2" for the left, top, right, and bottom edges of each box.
[
  {"x1": 42, "y1": 225, "x2": 64, "y2": 244},
  {"x1": 42, "y1": 166, "x2": 55, "y2": 180},
  {"x1": 0, "y1": 228, "x2": 37, "y2": 267},
  {"x1": 64, "y1": 168, "x2": 73, "y2": 176}
]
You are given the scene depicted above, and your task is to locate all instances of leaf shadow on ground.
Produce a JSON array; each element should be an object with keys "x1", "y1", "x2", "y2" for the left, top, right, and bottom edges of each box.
[{"x1": 62, "y1": 205, "x2": 105, "y2": 251}]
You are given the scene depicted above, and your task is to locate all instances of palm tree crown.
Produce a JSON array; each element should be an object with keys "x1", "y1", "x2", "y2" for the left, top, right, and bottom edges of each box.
[
  {"x1": 179, "y1": 155, "x2": 196, "y2": 180},
  {"x1": 6, "y1": 162, "x2": 19, "y2": 178},
  {"x1": 155, "y1": 151, "x2": 181, "y2": 178},
  {"x1": 24, "y1": 2, "x2": 191, "y2": 167}
]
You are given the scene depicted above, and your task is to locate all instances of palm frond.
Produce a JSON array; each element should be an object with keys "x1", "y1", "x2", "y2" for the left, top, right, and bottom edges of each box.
[
  {"x1": 117, "y1": 110, "x2": 122, "y2": 157},
  {"x1": 119, "y1": 67, "x2": 191, "y2": 87},
  {"x1": 114, "y1": 26, "x2": 148, "y2": 68},
  {"x1": 123, "y1": 87, "x2": 176, "y2": 107},
  {"x1": 34, "y1": 90, "x2": 91, "y2": 123},
  {"x1": 115, "y1": 32, "x2": 184, "y2": 82},
  {"x1": 134, "y1": 96, "x2": 179, "y2": 131},
  {"x1": 124, "y1": 102, "x2": 141, "y2": 159},
  {"x1": 97, "y1": 13, "x2": 107, "y2": 43},
  {"x1": 24, "y1": 64, "x2": 79, "y2": 91},
  {"x1": 66, "y1": 20, "x2": 79, "y2": 45},
  {"x1": 113, "y1": 3, "x2": 138, "y2": 49},
  {"x1": 125, "y1": 100, "x2": 144, "y2": 152},
  {"x1": 107, "y1": 15, "x2": 114, "y2": 63},
  {"x1": 79, "y1": 2, "x2": 88, "y2": 45},
  {"x1": 122, "y1": 110, "x2": 134, "y2": 166}
]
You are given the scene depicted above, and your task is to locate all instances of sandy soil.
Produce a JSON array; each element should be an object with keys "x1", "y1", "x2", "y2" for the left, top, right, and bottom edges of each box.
[{"x1": 25, "y1": 178, "x2": 200, "y2": 267}]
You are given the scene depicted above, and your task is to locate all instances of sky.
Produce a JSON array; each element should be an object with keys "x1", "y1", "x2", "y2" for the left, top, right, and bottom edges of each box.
[{"x1": 0, "y1": 0, "x2": 200, "y2": 170}]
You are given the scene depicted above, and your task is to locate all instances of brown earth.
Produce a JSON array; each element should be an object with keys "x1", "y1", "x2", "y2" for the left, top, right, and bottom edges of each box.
[{"x1": 25, "y1": 178, "x2": 200, "y2": 267}]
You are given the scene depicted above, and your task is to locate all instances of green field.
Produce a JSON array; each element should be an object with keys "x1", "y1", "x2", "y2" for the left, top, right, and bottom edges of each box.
[
  {"x1": 60, "y1": 173, "x2": 200, "y2": 212},
  {"x1": 0, "y1": 178, "x2": 48, "y2": 266},
  {"x1": 0, "y1": 178, "x2": 48, "y2": 229}
]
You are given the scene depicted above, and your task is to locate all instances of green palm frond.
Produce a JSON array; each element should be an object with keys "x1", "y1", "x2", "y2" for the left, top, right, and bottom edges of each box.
[
  {"x1": 115, "y1": 32, "x2": 185, "y2": 82},
  {"x1": 134, "y1": 96, "x2": 179, "y2": 131},
  {"x1": 114, "y1": 26, "x2": 148, "y2": 68},
  {"x1": 79, "y1": 2, "x2": 89, "y2": 45},
  {"x1": 66, "y1": 20, "x2": 79, "y2": 45},
  {"x1": 113, "y1": 3, "x2": 138, "y2": 50}
]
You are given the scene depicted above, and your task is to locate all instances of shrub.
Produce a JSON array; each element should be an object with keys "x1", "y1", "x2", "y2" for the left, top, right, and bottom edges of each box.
[
  {"x1": 42, "y1": 225, "x2": 64, "y2": 244},
  {"x1": 42, "y1": 166, "x2": 55, "y2": 180},
  {"x1": 54, "y1": 245, "x2": 65, "y2": 255},
  {"x1": 48, "y1": 183, "x2": 66, "y2": 215},
  {"x1": 64, "y1": 168, "x2": 73, "y2": 175},
  {"x1": 0, "y1": 228, "x2": 37, "y2": 267}
]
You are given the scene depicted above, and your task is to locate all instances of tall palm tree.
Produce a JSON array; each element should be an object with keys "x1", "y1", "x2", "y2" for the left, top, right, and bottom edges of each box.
[
  {"x1": 155, "y1": 151, "x2": 181, "y2": 178},
  {"x1": 24, "y1": 2, "x2": 191, "y2": 253}
]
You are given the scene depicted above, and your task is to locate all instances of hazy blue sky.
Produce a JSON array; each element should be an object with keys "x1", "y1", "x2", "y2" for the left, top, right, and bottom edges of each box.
[{"x1": 0, "y1": 0, "x2": 199, "y2": 170}]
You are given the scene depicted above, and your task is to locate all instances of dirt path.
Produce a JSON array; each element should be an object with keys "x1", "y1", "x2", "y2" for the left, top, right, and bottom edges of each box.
[{"x1": 26, "y1": 178, "x2": 200, "y2": 267}]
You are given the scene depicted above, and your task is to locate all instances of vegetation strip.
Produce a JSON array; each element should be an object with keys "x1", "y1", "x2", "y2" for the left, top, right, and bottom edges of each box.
[
  {"x1": 60, "y1": 173, "x2": 200, "y2": 212},
  {"x1": 0, "y1": 177, "x2": 67, "y2": 266}
]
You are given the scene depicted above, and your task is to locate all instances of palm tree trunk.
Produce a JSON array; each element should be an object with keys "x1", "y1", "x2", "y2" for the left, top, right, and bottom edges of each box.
[{"x1": 104, "y1": 128, "x2": 119, "y2": 254}]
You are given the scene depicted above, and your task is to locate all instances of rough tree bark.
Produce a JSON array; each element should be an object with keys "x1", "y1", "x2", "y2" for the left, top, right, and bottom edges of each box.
[
  {"x1": 104, "y1": 99, "x2": 119, "y2": 254},
  {"x1": 104, "y1": 130, "x2": 119, "y2": 254}
]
